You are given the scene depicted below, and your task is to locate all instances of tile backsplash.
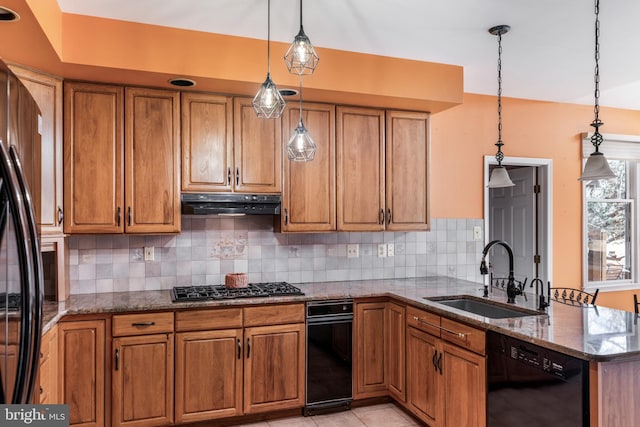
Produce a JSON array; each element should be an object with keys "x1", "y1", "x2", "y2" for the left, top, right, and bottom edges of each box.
[{"x1": 68, "y1": 216, "x2": 485, "y2": 294}]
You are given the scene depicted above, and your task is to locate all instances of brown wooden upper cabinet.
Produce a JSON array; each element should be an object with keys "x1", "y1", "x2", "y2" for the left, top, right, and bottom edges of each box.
[
  {"x1": 281, "y1": 102, "x2": 336, "y2": 232},
  {"x1": 64, "y1": 82, "x2": 180, "y2": 233},
  {"x1": 336, "y1": 107, "x2": 430, "y2": 231},
  {"x1": 10, "y1": 64, "x2": 64, "y2": 236}
]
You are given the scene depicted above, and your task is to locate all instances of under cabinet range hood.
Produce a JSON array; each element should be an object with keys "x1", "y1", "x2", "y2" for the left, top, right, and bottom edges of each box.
[{"x1": 181, "y1": 193, "x2": 281, "y2": 215}]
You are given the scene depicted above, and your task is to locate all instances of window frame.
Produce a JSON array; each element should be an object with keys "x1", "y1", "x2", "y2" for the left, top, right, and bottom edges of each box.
[{"x1": 582, "y1": 132, "x2": 640, "y2": 292}]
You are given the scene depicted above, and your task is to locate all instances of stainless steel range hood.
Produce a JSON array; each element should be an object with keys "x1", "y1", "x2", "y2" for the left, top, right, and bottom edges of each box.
[{"x1": 181, "y1": 193, "x2": 281, "y2": 215}]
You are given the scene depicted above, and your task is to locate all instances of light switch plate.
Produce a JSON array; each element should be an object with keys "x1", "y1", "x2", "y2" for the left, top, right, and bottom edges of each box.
[
  {"x1": 144, "y1": 246, "x2": 155, "y2": 261},
  {"x1": 473, "y1": 226, "x2": 483, "y2": 240},
  {"x1": 387, "y1": 243, "x2": 395, "y2": 257}
]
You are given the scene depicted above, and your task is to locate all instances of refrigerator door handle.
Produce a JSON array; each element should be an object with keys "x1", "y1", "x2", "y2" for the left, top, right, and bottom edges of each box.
[{"x1": 2, "y1": 143, "x2": 43, "y2": 403}]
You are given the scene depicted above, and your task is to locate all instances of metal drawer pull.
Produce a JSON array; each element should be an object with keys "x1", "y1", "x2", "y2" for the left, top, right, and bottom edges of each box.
[
  {"x1": 227, "y1": 167, "x2": 231, "y2": 186},
  {"x1": 441, "y1": 326, "x2": 466, "y2": 339},
  {"x1": 380, "y1": 208, "x2": 385, "y2": 224},
  {"x1": 432, "y1": 350, "x2": 438, "y2": 371},
  {"x1": 131, "y1": 321, "x2": 155, "y2": 327},
  {"x1": 127, "y1": 206, "x2": 132, "y2": 226},
  {"x1": 387, "y1": 208, "x2": 392, "y2": 225},
  {"x1": 115, "y1": 348, "x2": 120, "y2": 371},
  {"x1": 413, "y1": 316, "x2": 439, "y2": 330},
  {"x1": 246, "y1": 338, "x2": 251, "y2": 358},
  {"x1": 236, "y1": 167, "x2": 240, "y2": 186},
  {"x1": 117, "y1": 206, "x2": 121, "y2": 227},
  {"x1": 57, "y1": 206, "x2": 64, "y2": 225},
  {"x1": 237, "y1": 338, "x2": 241, "y2": 359}
]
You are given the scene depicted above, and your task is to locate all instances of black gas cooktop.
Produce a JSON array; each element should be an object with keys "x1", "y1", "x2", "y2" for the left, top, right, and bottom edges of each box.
[{"x1": 171, "y1": 282, "x2": 304, "y2": 302}]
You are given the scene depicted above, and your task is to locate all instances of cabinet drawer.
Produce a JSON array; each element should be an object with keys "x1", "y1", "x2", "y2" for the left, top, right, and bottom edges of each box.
[
  {"x1": 407, "y1": 306, "x2": 441, "y2": 337},
  {"x1": 113, "y1": 312, "x2": 174, "y2": 336},
  {"x1": 244, "y1": 304, "x2": 304, "y2": 327},
  {"x1": 175, "y1": 308, "x2": 243, "y2": 332},
  {"x1": 440, "y1": 317, "x2": 485, "y2": 355}
]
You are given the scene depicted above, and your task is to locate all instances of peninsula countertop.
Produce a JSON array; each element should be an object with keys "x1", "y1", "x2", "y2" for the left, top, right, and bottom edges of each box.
[{"x1": 42, "y1": 276, "x2": 640, "y2": 362}]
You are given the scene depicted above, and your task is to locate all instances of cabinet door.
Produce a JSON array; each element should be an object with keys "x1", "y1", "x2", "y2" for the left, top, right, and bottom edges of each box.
[
  {"x1": 38, "y1": 325, "x2": 59, "y2": 404},
  {"x1": 175, "y1": 329, "x2": 243, "y2": 423},
  {"x1": 59, "y1": 320, "x2": 106, "y2": 427},
  {"x1": 233, "y1": 97, "x2": 282, "y2": 193},
  {"x1": 244, "y1": 323, "x2": 305, "y2": 413},
  {"x1": 112, "y1": 334, "x2": 174, "y2": 427},
  {"x1": 337, "y1": 106, "x2": 385, "y2": 231},
  {"x1": 282, "y1": 102, "x2": 336, "y2": 232},
  {"x1": 386, "y1": 110, "x2": 430, "y2": 231},
  {"x1": 181, "y1": 93, "x2": 233, "y2": 192},
  {"x1": 125, "y1": 87, "x2": 180, "y2": 233},
  {"x1": 354, "y1": 301, "x2": 387, "y2": 398},
  {"x1": 64, "y1": 82, "x2": 124, "y2": 233},
  {"x1": 10, "y1": 65, "x2": 64, "y2": 235},
  {"x1": 442, "y1": 342, "x2": 486, "y2": 427},
  {"x1": 386, "y1": 302, "x2": 405, "y2": 402},
  {"x1": 406, "y1": 326, "x2": 442, "y2": 426}
]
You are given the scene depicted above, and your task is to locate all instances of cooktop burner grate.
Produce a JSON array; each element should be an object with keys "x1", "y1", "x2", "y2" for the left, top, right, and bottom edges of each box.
[{"x1": 171, "y1": 282, "x2": 304, "y2": 302}]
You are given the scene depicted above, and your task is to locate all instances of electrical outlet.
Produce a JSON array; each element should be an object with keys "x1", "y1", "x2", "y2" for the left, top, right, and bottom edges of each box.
[
  {"x1": 473, "y1": 226, "x2": 483, "y2": 240},
  {"x1": 387, "y1": 243, "x2": 395, "y2": 257},
  {"x1": 377, "y1": 243, "x2": 387, "y2": 258},
  {"x1": 144, "y1": 246, "x2": 155, "y2": 261},
  {"x1": 347, "y1": 244, "x2": 359, "y2": 258}
]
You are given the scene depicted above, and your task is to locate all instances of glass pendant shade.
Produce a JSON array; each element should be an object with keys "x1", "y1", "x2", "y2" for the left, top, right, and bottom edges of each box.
[
  {"x1": 487, "y1": 165, "x2": 515, "y2": 188},
  {"x1": 285, "y1": 28, "x2": 319, "y2": 75},
  {"x1": 287, "y1": 119, "x2": 316, "y2": 161},
  {"x1": 579, "y1": 151, "x2": 615, "y2": 181},
  {"x1": 252, "y1": 73, "x2": 286, "y2": 119}
]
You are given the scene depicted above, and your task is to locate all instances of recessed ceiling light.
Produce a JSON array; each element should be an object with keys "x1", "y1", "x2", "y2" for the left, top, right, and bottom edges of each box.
[
  {"x1": 168, "y1": 78, "x2": 196, "y2": 87},
  {"x1": 279, "y1": 89, "x2": 298, "y2": 97},
  {"x1": 0, "y1": 7, "x2": 19, "y2": 22}
]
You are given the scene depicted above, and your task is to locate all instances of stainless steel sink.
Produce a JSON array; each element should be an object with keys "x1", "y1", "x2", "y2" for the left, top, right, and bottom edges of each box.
[{"x1": 425, "y1": 295, "x2": 542, "y2": 319}]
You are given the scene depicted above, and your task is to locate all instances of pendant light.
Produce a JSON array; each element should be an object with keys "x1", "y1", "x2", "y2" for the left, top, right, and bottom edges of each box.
[
  {"x1": 287, "y1": 76, "x2": 316, "y2": 161},
  {"x1": 252, "y1": 0, "x2": 286, "y2": 119},
  {"x1": 284, "y1": 0, "x2": 319, "y2": 75},
  {"x1": 578, "y1": 0, "x2": 616, "y2": 181},
  {"x1": 487, "y1": 25, "x2": 515, "y2": 188}
]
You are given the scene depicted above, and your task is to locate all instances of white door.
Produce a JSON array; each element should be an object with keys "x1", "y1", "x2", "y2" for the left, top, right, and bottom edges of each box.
[{"x1": 489, "y1": 167, "x2": 536, "y2": 283}]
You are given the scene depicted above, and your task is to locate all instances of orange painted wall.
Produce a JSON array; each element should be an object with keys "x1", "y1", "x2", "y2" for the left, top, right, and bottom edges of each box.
[{"x1": 431, "y1": 94, "x2": 640, "y2": 311}]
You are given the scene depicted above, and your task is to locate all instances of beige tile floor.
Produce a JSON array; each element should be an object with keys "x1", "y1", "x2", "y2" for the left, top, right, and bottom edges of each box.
[{"x1": 235, "y1": 403, "x2": 422, "y2": 427}]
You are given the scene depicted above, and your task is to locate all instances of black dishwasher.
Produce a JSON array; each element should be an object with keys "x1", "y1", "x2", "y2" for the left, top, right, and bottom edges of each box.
[
  {"x1": 487, "y1": 331, "x2": 589, "y2": 427},
  {"x1": 304, "y1": 300, "x2": 353, "y2": 415}
]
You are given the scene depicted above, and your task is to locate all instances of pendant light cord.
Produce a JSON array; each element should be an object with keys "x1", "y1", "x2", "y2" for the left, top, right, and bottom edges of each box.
[
  {"x1": 299, "y1": 0, "x2": 303, "y2": 28},
  {"x1": 495, "y1": 30, "x2": 505, "y2": 166},
  {"x1": 298, "y1": 75, "x2": 304, "y2": 125},
  {"x1": 591, "y1": 0, "x2": 604, "y2": 152},
  {"x1": 267, "y1": 0, "x2": 271, "y2": 75}
]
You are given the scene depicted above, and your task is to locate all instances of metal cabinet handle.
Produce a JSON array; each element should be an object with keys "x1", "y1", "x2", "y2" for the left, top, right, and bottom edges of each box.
[
  {"x1": 380, "y1": 209, "x2": 385, "y2": 224},
  {"x1": 441, "y1": 326, "x2": 467, "y2": 340},
  {"x1": 57, "y1": 206, "x2": 64, "y2": 225},
  {"x1": 387, "y1": 208, "x2": 392, "y2": 225},
  {"x1": 115, "y1": 348, "x2": 120, "y2": 371},
  {"x1": 131, "y1": 321, "x2": 155, "y2": 327},
  {"x1": 432, "y1": 350, "x2": 438, "y2": 371},
  {"x1": 413, "y1": 315, "x2": 440, "y2": 330},
  {"x1": 237, "y1": 338, "x2": 241, "y2": 359},
  {"x1": 227, "y1": 167, "x2": 232, "y2": 186},
  {"x1": 284, "y1": 208, "x2": 289, "y2": 225},
  {"x1": 246, "y1": 338, "x2": 251, "y2": 359},
  {"x1": 236, "y1": 167, "x2": 240, "y2": 186},
  {"x1": 39, "y1": 386, "x2": 43, "y2": 395},
  {"x1": 117, "y1": 207, "x2": 121, "y2": 227},
  {"x1": 438, "y1": 352, "x2": 443, "y2": 374},
  {"x1": 127, "y1": 206, "x2": 132, "y2": 226}
]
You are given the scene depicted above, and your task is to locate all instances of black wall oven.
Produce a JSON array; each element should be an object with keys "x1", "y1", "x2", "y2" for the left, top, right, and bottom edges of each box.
[
  {"x1": 487, "y1": 331, "x2": 589, "y2": 427},
  {"x1": 305, "y1": 300, "x2": 353, "y2": 415}
]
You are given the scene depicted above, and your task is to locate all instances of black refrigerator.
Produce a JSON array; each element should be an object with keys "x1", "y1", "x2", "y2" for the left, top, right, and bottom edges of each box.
[{"x1": 0, "y1": 60, "x2": 44, "y2": 404}]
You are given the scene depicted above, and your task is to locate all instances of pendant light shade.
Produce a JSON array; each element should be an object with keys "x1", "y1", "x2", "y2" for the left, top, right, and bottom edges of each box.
[
  {"x1": 487, "y1": 25, "x2": 515, "y2": 188},
  {"x1": 284, "y1": 0, "x2": 319, "y2": 75},
  {"x1": 252, "y1": 0, "x2": 285, "y2": 118},
  {"x1": 579, "y1": 0, "x2": 615, "y2": 181},
  {"x1": 287, "y1": 77, "x2": 316, "y2": 161},
  {"x1": 487, "y1": 166, "x2": 514, "y2": 188}
]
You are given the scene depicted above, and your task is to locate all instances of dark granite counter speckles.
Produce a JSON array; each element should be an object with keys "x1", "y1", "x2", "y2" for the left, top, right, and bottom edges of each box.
[{"x1": 44, "y1": 276, "x2": 640, "y2": 361}]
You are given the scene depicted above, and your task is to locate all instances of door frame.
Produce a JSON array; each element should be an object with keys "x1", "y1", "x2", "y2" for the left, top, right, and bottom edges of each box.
[{"x1": 483, "y1": 156, "x2": 553, "y2": 285}]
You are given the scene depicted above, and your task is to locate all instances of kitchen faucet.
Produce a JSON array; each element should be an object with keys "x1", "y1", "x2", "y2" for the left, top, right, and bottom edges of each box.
[{"x1": 479, "y1": 239, "x2": 522, "y2": 303}]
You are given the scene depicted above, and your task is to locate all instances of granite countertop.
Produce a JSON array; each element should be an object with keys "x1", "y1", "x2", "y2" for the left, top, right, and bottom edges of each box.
[{"x1": 43, "y1": 276, "x2": 640, "y2": 362}]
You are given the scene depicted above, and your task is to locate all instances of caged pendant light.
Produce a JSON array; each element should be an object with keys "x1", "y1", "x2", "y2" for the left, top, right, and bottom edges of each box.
[
  {"x1": 578, "y1": 0, "x2": 616, "y2": 181},
  {"x1": 284, "y1": 0, "x2": 319, "y2": 75},
  {"x1": 287, "y1": 76, "x2": 316, "y2": 161},
  {"x1": 487, "y1": 25, "x2": 514, "y2": 188},
  {"x1": 252, "y1": 0, "x2": 286, "y2": 119}
]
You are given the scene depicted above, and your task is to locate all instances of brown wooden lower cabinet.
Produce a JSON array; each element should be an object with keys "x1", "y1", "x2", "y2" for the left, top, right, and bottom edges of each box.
[
  {"x1": 386, "y1": 302, "x2": 406, "y2": 402},
  {"x1": 112, "y1": 333, "x2": 174, "y2": 427},
  {"x1": 174, "y1": 329, "x2": 243, "y2": 423},
  {"x1": 406, "y1": 325, "x2": 441, "y2": 425},
  {"x1": 38, "y1": 324, "x2": 59, "y2": 404},
  {"x1": 354, "y1": 301, "x2": 387, "y2": 398},
  {"x1": 59, "y1": 319, "x2": 106, "y2": 427},
  {"x1": 243, "y1": 323, "x2": 305, "y2": 414}
]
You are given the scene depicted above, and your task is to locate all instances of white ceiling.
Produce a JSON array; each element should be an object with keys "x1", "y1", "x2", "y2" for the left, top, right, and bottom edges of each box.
[{"x1": 57, "y1": 0, "x2": 640, "y2": 110}]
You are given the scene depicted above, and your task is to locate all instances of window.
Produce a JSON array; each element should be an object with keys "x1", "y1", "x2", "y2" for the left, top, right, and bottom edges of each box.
[{"x1": 583, "y1": 133, "x2": 640, "y2": 291}]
